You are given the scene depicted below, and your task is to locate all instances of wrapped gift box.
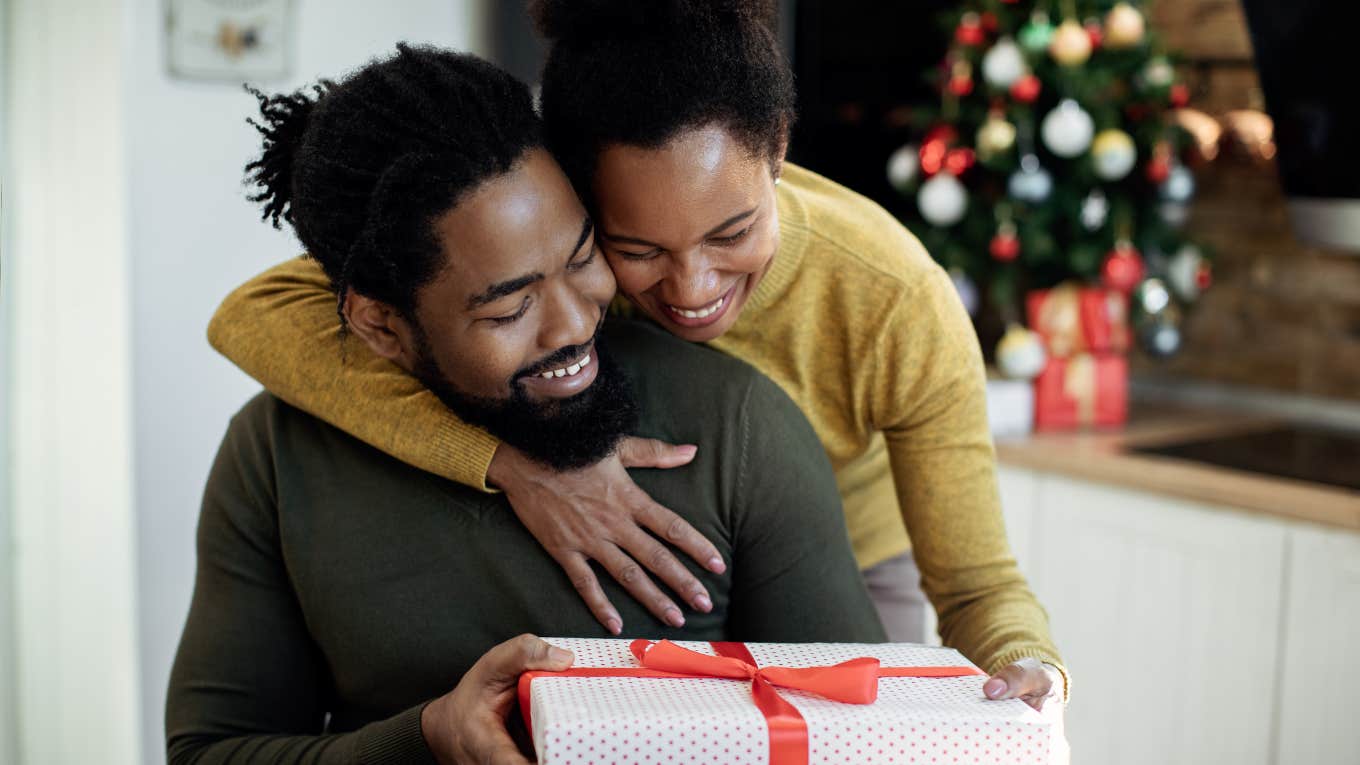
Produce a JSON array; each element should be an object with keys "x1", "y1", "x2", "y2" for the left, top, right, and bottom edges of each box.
[
  {"x1": 520, "y1": 638, "x2": 1057, "y2": 765},
  {"x1": 1026, "y1": 284, "x2": 1131, "y2": 358},
  {"x1": 1033, "y1": 353, "x2": 1128, "y2": 429}
]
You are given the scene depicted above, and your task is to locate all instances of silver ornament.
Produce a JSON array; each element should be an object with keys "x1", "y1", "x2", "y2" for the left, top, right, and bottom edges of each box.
[
  {"x1": 1159, "y1": 201, "x2": 1190, "y2": 228},
  {"x1": 917, "y1": 173, "x2": 969, "y2": 226},
  {"x1": 1008, "y1": 154, "x2": 1054, "y2": 203},
  {"x1": 1136, "y1": 277, "x2": 1172, "y2": 315},
  {"x1": 1081, "y1": 190, "x2": 1109, "y2": 230},
  {"x1": 886, "y1": 144, "x2": 920, "y2": 192},
  {"x1": 982, "y1": 37, "x2": 1027, "y2": 88},
  {"x1": 996, "y1": 325, "x2": 1048, "y2": 380},
  {"x1": 1167, "y1": 245, "x2": 1205, "y2": 300},
  {"x1": 1040, "y1": 99, "x2": 1095, "y2": 158},
  {"x1": 1159, "y1": 165, "x2": 1196, "y2": 203},
  {"x1": 1136, "y1": 303, "x2": 1183, "y2": 357}
]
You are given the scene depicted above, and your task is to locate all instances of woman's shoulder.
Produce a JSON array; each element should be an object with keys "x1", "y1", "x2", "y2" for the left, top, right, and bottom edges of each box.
[{"x1": 781, "y1": 163, "x2": 950, "y2": 301}]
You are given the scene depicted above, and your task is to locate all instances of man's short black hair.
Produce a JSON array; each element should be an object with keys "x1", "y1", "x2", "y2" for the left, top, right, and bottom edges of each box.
[
  {"x1": 245, "y1": 43, "x2": 543, "y2": 322},
  {"x1": 529, "y1": 0, "x2": 795, "y2": 195}
]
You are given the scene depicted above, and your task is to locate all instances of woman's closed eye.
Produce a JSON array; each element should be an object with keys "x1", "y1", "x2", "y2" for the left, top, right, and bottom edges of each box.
[{"x1": 710, "y1": 225, "x2": 753, "y2": 246}]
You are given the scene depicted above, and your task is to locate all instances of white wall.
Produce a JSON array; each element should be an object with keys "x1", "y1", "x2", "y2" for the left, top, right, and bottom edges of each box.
[{"x1": 124, "y1": 1, "x2": 485, "y2": 763}]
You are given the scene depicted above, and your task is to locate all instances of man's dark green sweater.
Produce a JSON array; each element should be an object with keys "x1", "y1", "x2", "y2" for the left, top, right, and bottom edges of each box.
[{"x1": 166, "y1": 319, "x2": 886, "y2": 764}]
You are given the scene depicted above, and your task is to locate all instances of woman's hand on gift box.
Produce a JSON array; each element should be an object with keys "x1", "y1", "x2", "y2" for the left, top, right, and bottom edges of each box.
[
  {"x1": 983, "y1": 657, "x2": 1066, "y2": 711},
  {"x1": 488, "y1": 437, "x2": 726, "y2": 635},
  {"x1": 420, "y1": 634, "x2": 575, "y2": 765}
]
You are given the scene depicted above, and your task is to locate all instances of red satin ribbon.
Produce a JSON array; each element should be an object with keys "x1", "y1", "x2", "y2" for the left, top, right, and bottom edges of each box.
[{"x1": 518, "y1": 640, "x2": 986, "y2": 765}]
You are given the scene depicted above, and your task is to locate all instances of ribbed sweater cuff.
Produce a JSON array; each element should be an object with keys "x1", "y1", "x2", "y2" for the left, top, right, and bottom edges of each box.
[
  {"x1": 356, "y1": 703, "x2": 439, "y2": 765},
  {"x1": 429, "y1": 422, "x2": 502, "y2": 493}
]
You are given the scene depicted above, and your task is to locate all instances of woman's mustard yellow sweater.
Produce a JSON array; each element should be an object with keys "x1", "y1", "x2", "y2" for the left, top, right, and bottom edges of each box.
[{"x1": 208, "y1": 163, "x2": 1066, "y2": 689}]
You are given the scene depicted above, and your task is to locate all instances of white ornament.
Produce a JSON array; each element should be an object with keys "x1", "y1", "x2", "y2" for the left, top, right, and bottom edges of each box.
[
  {"x1": 1167, "y1": 245, "x2": 1205, "y2": 300},
  {"x1": 996, "y1": 325, "x2": 1048, "y2": 380},
  {"x1": 1142, "y1": 56, "x2": 1175, "y2": 89},
  {"x1": 982, "y1": 37, "x2": 1027, "y2": 89},
  {"x1": 886, "y1": 144, "x2": 920, "y2": 192},
  {"x1": 1091, "y1": 129, "x2": 1137, "y2": 180},
  {"x1": 1040, "y1": 99, "x2": 1095, "y2": 158},
  {"x1": 1160, "y1": 164, "x2": 1197, "y2": 203},
  {"x1": 1081, "y1": 190, "x2": 1109, "y2": 231},
  {"x1": 1008, "y1": 154, "x2": 1053, "y2": 203},
  {"x1": 917, "y1": 173, "x2": 969, "y2": 226}
]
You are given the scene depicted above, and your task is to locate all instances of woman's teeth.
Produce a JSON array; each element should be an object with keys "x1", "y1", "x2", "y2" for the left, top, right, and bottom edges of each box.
[
  {"x1": 539, "y1": 353, "x2": 591, "y2": 379},
  {"x1": 669, "y1": 297, "x2": 724, "y2": 319}
]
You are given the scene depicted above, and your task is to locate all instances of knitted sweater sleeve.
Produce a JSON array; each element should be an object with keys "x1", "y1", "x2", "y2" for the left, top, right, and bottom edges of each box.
[
  {"x1": 206, "y1": 256, "x2": 500, "y2": 491},
  {"x1": 873, "y1": 265, "x2": 1070, "y2": 697}
]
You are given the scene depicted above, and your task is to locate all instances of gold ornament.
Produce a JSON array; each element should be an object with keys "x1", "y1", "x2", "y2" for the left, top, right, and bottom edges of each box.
[
  {"x1": 976, "y1": 113, "x2": 1018, "y2": 160},
  {"x1": 1049, "y1": 19, "x2": 1093, "y2": 66},
  {"x1": 1091, "y1": 129, "x2": 1137, "y2": 180},
  {"x1": 1104, "y1": 2, "x2": 1146, "y2": 49}
]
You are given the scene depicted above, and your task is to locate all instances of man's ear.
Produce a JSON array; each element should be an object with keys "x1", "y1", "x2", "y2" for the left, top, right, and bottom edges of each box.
[{"x1": 342, "y1": 290, "x2": 418, "y2": 371}]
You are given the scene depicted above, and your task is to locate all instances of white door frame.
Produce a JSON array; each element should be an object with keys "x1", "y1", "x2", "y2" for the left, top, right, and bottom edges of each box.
[{"x1": 5, "y1": 0, "x2": 142, "y2": 763}]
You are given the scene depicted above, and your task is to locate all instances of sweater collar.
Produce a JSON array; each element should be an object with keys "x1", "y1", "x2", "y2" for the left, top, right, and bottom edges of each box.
[{"x1": 746, "y1": 175, "x2": 809, "y2": 313}]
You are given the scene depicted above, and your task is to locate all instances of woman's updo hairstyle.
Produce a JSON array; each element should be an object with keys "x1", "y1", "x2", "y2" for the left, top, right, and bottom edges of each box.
[
  {"x1": 529, "y1": 0, "x2": 794, "y2": 194},
  {"x1": 245, "y1": 43, "x2": 542, "y2": 322}
]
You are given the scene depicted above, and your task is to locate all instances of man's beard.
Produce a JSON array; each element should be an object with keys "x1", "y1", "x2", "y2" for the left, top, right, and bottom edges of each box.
[{"x1": 410, "y1": 324, "x2": 639, "y2": 471}]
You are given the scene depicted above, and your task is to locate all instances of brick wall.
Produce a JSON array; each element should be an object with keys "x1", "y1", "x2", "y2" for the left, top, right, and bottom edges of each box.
[{"x1": 1132, "y1": 0, "x2": 1360, "y2": 400}]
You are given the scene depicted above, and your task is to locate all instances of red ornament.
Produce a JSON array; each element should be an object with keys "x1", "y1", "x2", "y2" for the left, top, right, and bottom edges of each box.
[
  {"x1": 948, "y1": 74, "x2": 975, "y2": 96},
  {"x1": 1170, "y1": 83, "x2": 1190, "y2": 108},
  {"x1": 1146, "y1": 154, "x2": 1172, "y2": 184},
  {"x1": 944, "y1": 147, "x2": 977, "y2": 176},
  {"x1": 1101, "y1": 243, "x2": 1145, "y2": 293},
  {"x1": 1195, "y1": 263, "x2": 1213, "y2": 291},
  {"x1": 1010, "y1": 74, "x2": 1042, "y2": 103},
  {"x1": 1084, "y1": 18, "x2": 1104, "y2": 48},
  {"x1": 955, "y1": 13, "x2": 985, "y2": 46},
  {"x1": 990, "y1": 228, "x2": 1021, "y2": 262},
  {"x1": 980, "y1": 12, "x2": 1000, "y2": 33}
]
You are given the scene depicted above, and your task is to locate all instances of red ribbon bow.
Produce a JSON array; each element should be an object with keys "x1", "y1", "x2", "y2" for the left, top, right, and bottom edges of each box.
[{"x1": 519, "y1": 640, "x2": 986, "y2": 765}]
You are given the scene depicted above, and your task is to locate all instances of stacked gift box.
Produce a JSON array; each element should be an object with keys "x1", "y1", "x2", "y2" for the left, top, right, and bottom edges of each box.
[{"x1": 1025, "y1": 284, "x2": 1130, "y2": 430}]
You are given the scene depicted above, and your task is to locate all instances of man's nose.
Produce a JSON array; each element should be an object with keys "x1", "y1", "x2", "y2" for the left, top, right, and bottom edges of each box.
[{"x1": 537, "y1": 278, "x2": 598, "y2": 352}]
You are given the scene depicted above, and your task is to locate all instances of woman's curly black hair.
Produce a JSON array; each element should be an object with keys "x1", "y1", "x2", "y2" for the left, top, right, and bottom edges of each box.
[
  {"x1": 529, "y1": 0, "x2": 794, "y2": 195},
  {"x1": 244, "y1": 43, "x2": 542, "y2": 322}
]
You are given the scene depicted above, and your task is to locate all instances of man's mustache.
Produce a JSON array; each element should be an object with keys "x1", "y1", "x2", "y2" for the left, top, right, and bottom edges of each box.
[{"x1": 512, "y1": 310, "x2": 607, "y2": 380}]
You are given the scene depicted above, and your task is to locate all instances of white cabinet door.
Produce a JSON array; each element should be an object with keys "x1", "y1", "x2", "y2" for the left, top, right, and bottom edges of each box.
[
  {"x1": 1275, "y1": 525, "x2": 1360, "y2": 765},
  {"x1": 997, "y1": 465, "x2": 1040, "y2": 580},
  {"x1": 1029, "y1": 475, "x2": 1288, "y2": 765}
]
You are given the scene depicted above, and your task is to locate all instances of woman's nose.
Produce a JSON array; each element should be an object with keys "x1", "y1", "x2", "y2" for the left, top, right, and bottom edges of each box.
[{"x1": 664, "y1": 250, "x2": 722, "y2": 307}]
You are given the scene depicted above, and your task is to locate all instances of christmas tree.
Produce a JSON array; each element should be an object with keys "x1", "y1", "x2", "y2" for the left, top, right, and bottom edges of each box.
[{"x1": 887, "y1": 0, "x2": 1212, "y2": 368}]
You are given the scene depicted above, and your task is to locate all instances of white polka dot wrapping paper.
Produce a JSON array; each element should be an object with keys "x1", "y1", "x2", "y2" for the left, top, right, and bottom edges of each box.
[{"x1": 520, "y1": 638, "x2": 1058, "y2": 765}]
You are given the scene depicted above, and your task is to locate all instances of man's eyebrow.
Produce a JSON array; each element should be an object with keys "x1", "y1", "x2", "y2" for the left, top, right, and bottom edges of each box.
[
  {"x1": 466, "y1": 272, "x2": 544, "y2": 310},
  {"x1": 600, "y1": 206, "x2": 758, "y2": 248},
  {"x1": 463, "y1": 217, "x2": 593, "y2": 310}
]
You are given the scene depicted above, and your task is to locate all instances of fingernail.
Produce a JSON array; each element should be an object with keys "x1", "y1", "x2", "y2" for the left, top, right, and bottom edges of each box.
[
  {"x1": 984, "y1": 678, "x2": 1008, "y2": 699},
  {"x1": 707, "y1": 556, "x2": 727, "y2": 574},
  {"x1": 606, "y1": 618, "x2": 622, "y2": 635},
  {"x1": 667, "y1": 608, "x2": 685, "y2": 627},
  {"x1": 694, "y1": 594, "x2": 712, "y2": 612},
  {"x1": 679, "y1": 444, "x2": 698, "y2": 457},
  {"x1": 548, "y1": 646, "x2": 574, "y2": 664}
]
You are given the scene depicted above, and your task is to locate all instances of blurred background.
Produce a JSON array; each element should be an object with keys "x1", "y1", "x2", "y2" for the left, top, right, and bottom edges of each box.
[{"x1": 1, "y1": 1, "x2": 1356, "y2": 764}]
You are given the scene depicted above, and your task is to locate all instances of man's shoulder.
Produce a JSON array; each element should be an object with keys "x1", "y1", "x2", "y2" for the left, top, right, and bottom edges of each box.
[{"x1": 602, "y1": 319, "x2": 812, "y2": 446}]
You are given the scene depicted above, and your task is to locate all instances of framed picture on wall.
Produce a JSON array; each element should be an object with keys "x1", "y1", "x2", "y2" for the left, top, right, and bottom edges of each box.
[{"x1": 166, "y1": 0, "x2": 295, "y2": 82}]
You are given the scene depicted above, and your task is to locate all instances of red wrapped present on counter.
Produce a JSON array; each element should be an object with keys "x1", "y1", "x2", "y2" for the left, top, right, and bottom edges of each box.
[
  {"x1": 1026, "y1": 283, "x2": 1131, "y2": 357},
  {"x1": 520, "y1": 637, "x2": 1061, "y2": 764},
  {"x1": 1034, "y1": 353, "x2": 1128, "y2": 429}
]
